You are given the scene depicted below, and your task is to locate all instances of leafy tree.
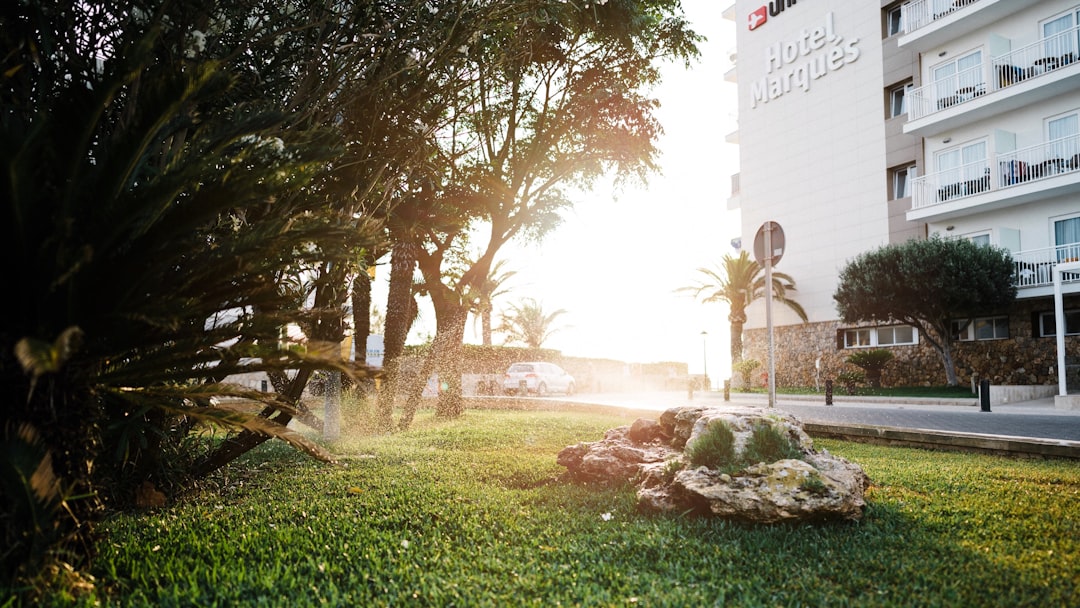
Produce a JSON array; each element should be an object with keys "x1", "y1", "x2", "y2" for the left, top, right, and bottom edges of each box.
[
  {"x1": 678, "y1": 251, "x2": 808, "y2": 366},
  {"x1": 406, "y1": 0, "x2": 701, "y2": 420},
  {"x1": 834, "y1": 237, "x2": 1017, "y2": 386},
  {"x1": 497, "y1": 298, "x2": 569, "y2": 349}
]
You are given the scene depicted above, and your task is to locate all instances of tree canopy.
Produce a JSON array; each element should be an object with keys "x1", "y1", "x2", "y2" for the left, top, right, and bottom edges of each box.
[
  {"x1": 678, "y1": 251, "x2": 808, "y2": 366},
  {"x1": 833, "y1": 237, "x2": 1017, "y2": 386}
]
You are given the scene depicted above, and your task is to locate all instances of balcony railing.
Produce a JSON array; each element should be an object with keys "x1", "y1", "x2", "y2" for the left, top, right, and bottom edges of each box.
[
  {"x1": 1014, "y1": 243, "x2": 1080, "y2": 289},
  {"x1": 991, "y1": 25, "x2": 1079, "y2": 90},
  {"x1": 907, "y1": 63, "x2": 986, "y2": 121},
  {"x1": 911, "y1": 134, "x2": 1080, "y2": 210},
  {"x1": 901, "y1": 0, "x2": 981, "y2": 35},
  {"x1": 907, "y1": 25, "x2": 1080, "y2": 122}
]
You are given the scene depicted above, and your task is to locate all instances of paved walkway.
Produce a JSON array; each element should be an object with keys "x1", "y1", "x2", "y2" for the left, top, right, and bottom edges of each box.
[{"x1": 558, "y1": 391, "x2": 1080, "y2": 458}]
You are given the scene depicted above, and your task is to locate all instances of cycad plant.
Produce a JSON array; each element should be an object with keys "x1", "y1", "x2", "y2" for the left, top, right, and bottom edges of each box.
[{"x1": 1, "y1": 5, "x2": 368, "y2": 589}]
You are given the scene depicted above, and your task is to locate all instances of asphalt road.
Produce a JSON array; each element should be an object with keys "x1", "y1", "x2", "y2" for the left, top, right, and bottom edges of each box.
[{"x1": 559, "y1": 391, "x2": 1080, "y2": 443}]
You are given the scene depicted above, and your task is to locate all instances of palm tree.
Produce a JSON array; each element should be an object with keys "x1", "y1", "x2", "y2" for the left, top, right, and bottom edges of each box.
[
  {"x1": 468, "y1": 259, "x2": 517, "y2": 346},
  {"x1": 678, "y1": 251, "x2": 808, "y2": 365},
  {"x1": 496, "y1": 298, "x2": 569, "y2": 349}
]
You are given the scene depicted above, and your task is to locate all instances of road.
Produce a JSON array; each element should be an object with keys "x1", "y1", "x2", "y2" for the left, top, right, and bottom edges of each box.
[{"x1": 558, "y1": 390, "x2": 1080, "y2": 443}]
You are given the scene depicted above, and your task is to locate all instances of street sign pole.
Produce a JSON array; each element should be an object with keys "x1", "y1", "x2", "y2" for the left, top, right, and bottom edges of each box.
[
  {"x1": 764, "y1": 223, "x2": 776, "y2": 408},
  {"x1": 754, "y1": 220, "x2": 784, "y2": 409}
]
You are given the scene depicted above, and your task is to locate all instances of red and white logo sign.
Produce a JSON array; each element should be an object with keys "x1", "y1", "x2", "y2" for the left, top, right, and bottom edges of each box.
[{"x1": 748, "y1": 6, "x2": 767, "y2": 30}]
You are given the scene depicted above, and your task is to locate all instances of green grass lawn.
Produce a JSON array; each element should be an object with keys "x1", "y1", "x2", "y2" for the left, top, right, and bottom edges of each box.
[{"x1": 49, "y1": 408, "x2": 1079, "y2": 607}]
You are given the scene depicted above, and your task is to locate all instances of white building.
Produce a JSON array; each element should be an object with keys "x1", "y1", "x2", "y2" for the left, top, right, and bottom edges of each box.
[{"x1": 725, "y1": 0, "x2": 1080, "y2": 399}]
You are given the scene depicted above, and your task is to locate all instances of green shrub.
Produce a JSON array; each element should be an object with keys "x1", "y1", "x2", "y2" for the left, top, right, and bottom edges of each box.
[
  {"x1": 846, "y1": 349, "x2": 894, "y2": 388},
  {"x1": 836, "y1": 371, "x2": 864, "y2": 394},
  {"x1": 732, "y1": 359, "x2": 761, "y2": 386},
  {"x1": 743, "y1": 422, "x2": 803, "y2": 465},
  {"x1": 686, "y1": 420, "x2": 737, "y2": 471}
]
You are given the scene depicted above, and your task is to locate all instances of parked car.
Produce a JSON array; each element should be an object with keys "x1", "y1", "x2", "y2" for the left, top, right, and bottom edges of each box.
[{"x1": 502, "y1": 362, "x2": 575, "y2": 396}]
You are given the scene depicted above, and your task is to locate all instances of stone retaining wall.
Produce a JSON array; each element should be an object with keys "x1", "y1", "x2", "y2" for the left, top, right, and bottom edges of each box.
[{"x1": 742, "y1": 296, "x2": 1080, "y2": 388}]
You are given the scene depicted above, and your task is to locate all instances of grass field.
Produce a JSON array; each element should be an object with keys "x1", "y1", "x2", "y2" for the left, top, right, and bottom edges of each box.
[{"x1": 39, "y1": 407, "x2": 1080, "y2": 607}]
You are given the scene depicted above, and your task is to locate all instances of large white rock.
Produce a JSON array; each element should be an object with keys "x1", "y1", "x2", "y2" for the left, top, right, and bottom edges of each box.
[{"x1": 558, "y1": 405, "x2": 871, "y2": 523}]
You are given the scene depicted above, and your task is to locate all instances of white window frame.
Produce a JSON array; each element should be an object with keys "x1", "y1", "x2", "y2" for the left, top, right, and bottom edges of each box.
[
  {"x1": 1038, "y1": 310, "x2": 1080, "y2": 337},
  {"x1": 962, "y1": 230, "x2": 991, "y2": 247},
  {"x1": 1040, "y1": 10, "x2": 1079, "y2": 62},
  {"x1": 889, "y1": 82, "x2": 912, "y2": 117},
  {"x1": 843, "y1": 325, "x2": 919, "y2": 348},
  {"x1": 1052, "y1": 211, "x2": 1080, "y2": 263},
  {"x1": 886, "y1": 5, "x2": 904, "y2": 38},
  {"x1": 931, "y1": 49, "x2": 983, "y2": 101},
  {"x1": 952, "y1": 316, "x2": 1009, "y2": 341},
  {"x1": 891, "y1": 164, "x2": 916, "y2": 199}
]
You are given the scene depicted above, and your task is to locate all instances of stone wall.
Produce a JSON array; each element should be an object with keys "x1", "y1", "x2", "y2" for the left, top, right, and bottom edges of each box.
[{"x1": 742, "y1": 295, "x2": 1080, "y2": 388}]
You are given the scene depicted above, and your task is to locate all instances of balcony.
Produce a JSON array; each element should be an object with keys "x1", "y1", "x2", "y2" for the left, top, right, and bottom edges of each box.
[
  {"x1": 901, "y1": 0, "x2": 981, "y2": 35},
  {"x1": 905, "y1": 26, "x2": 1080, "y2": 136},
  {"x1": 899, "y1": 0, "x2": 1023, "y2": 53},
  {"x1": 1013, "y1": 243, "x2": 1080, "y2": 292},
  {"x1": 909, "y1": 134, "x2": 1080, "y2": 220}
]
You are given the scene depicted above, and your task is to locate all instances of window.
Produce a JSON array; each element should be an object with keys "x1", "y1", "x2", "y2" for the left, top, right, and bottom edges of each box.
[
  {"x1": 1038, "y1": 310, "x2": 1080, "y2": 337},
  {"x1": 889, "y1": 82, "x2": 912, "y2": 117},
  {"x1": 891, "y1": 164, "x2": 916, "y2": 199},
  {"x1": 877, "y1": 325, "x2": 915, "y2": 346},
  {"x1": 1041, "y1": 10, "x2": 1079, "y2": 62},
  {"x1": 844, "y1": 329, "x2": 871, "y2": 348},
  {"x1": 932, "y1": 50, "x2": 983, "y2": 108},
  {"x1": 1055, "y1": 214, "x2": 1080, "y2": 262},
  {"x1": 843, "y1": 326, "x2": 917, "y2": 348},
  {"x1": 962, "y1": 231, "x2": 991, "y2": 247},
  {"x1": 935, "y1": 140, "x2": 988, "y2": 201},
  {"x1": 886, "y1": 5, "x2": 904, "y2": 37},
  {"x1": 1047, "y1": 111, "x2": 1079, "y2": 170},
  {"x1": 952, "y1": 317, "x2": 1008, "y2": 341}
]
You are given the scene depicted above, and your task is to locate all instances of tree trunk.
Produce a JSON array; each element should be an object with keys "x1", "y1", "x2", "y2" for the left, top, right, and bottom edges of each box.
[
  {"x1": 939, "y1": 341, "x2": 960, "y2": 387},
  {"x1": 730, "y1": 320, "x2": 745, "y2": 366},
  {"x1": 481, "y1": 306, "x2": 493, "y2": 346},
  {"x1": 352, "y1": 269, "x2": 371, "y2": 368},
  {"x1": 434, "y1": 306, "x2": 468, "y2": 419},
  {"x1": 377, "y1": 241, "x2": 418, "y2": 432}
]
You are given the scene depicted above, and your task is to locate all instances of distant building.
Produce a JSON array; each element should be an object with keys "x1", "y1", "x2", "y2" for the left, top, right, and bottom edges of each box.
[{"x1": 724, "y1": 1, "x2": 1080, "y2": 396}]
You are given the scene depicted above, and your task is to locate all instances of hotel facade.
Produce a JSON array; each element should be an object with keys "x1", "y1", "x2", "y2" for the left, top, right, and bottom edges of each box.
[{"x1": 725, "y1": 0, "x2": 1080, "y2": 400}]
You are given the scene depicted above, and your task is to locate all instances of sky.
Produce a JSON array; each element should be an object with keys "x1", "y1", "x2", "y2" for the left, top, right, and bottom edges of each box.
[{"x1": 376, "y1": 1, "x2": 742, "y2": 381}]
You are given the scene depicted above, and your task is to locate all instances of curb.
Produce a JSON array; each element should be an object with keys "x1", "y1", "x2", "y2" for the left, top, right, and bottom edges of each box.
[{"x1": 804, "y1": 422, "x2": 1080, "y2": 460}]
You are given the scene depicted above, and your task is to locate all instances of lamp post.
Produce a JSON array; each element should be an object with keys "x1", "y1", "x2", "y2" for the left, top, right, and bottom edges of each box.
[{"x1": 700, "y1": 330, "x2": 708, "y2": 392}]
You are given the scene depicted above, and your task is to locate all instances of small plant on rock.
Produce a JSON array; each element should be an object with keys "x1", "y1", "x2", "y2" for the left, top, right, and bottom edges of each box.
[
  {"x1": 660, "y1": 458, "x2": 685, "y2": 484},
  {"x1": 686, "y1": 420, "x2": 737, "y2": 472},
  {"x1": 799, "y1": 475, "x2": 829, "y2": 496},
  {"x1": 742, "y1": 421, "x2": 803, "y2": 465}
]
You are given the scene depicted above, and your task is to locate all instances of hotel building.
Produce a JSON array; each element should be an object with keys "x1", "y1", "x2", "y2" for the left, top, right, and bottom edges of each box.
[{"x1": 724, "y1": 0, "x2": 1080, "y2": 401}]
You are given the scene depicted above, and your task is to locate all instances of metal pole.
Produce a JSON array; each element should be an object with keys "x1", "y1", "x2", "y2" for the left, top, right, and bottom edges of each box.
[{"x1": 764, "y1": 222, "x2": 776, "y2": 408}]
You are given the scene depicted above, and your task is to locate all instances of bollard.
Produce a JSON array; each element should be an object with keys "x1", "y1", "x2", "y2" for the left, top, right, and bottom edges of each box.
[
  {"x1": 979, "y1": 379, "x2": 991, "y2": 412},
  {"x1": 825, "y1": 379, "x2": 833, "y2": 406},
  {"x1": 688, "y1": 379, "x2": 694, "y2": 400},
  {"x1": 723, "y1": 379, "x2": 731, "y2": 402}
]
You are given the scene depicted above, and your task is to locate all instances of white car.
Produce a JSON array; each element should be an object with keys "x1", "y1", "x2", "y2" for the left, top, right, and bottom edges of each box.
[{"x1": 502, "y1": 362, "x2": 575, "y2": 397}]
